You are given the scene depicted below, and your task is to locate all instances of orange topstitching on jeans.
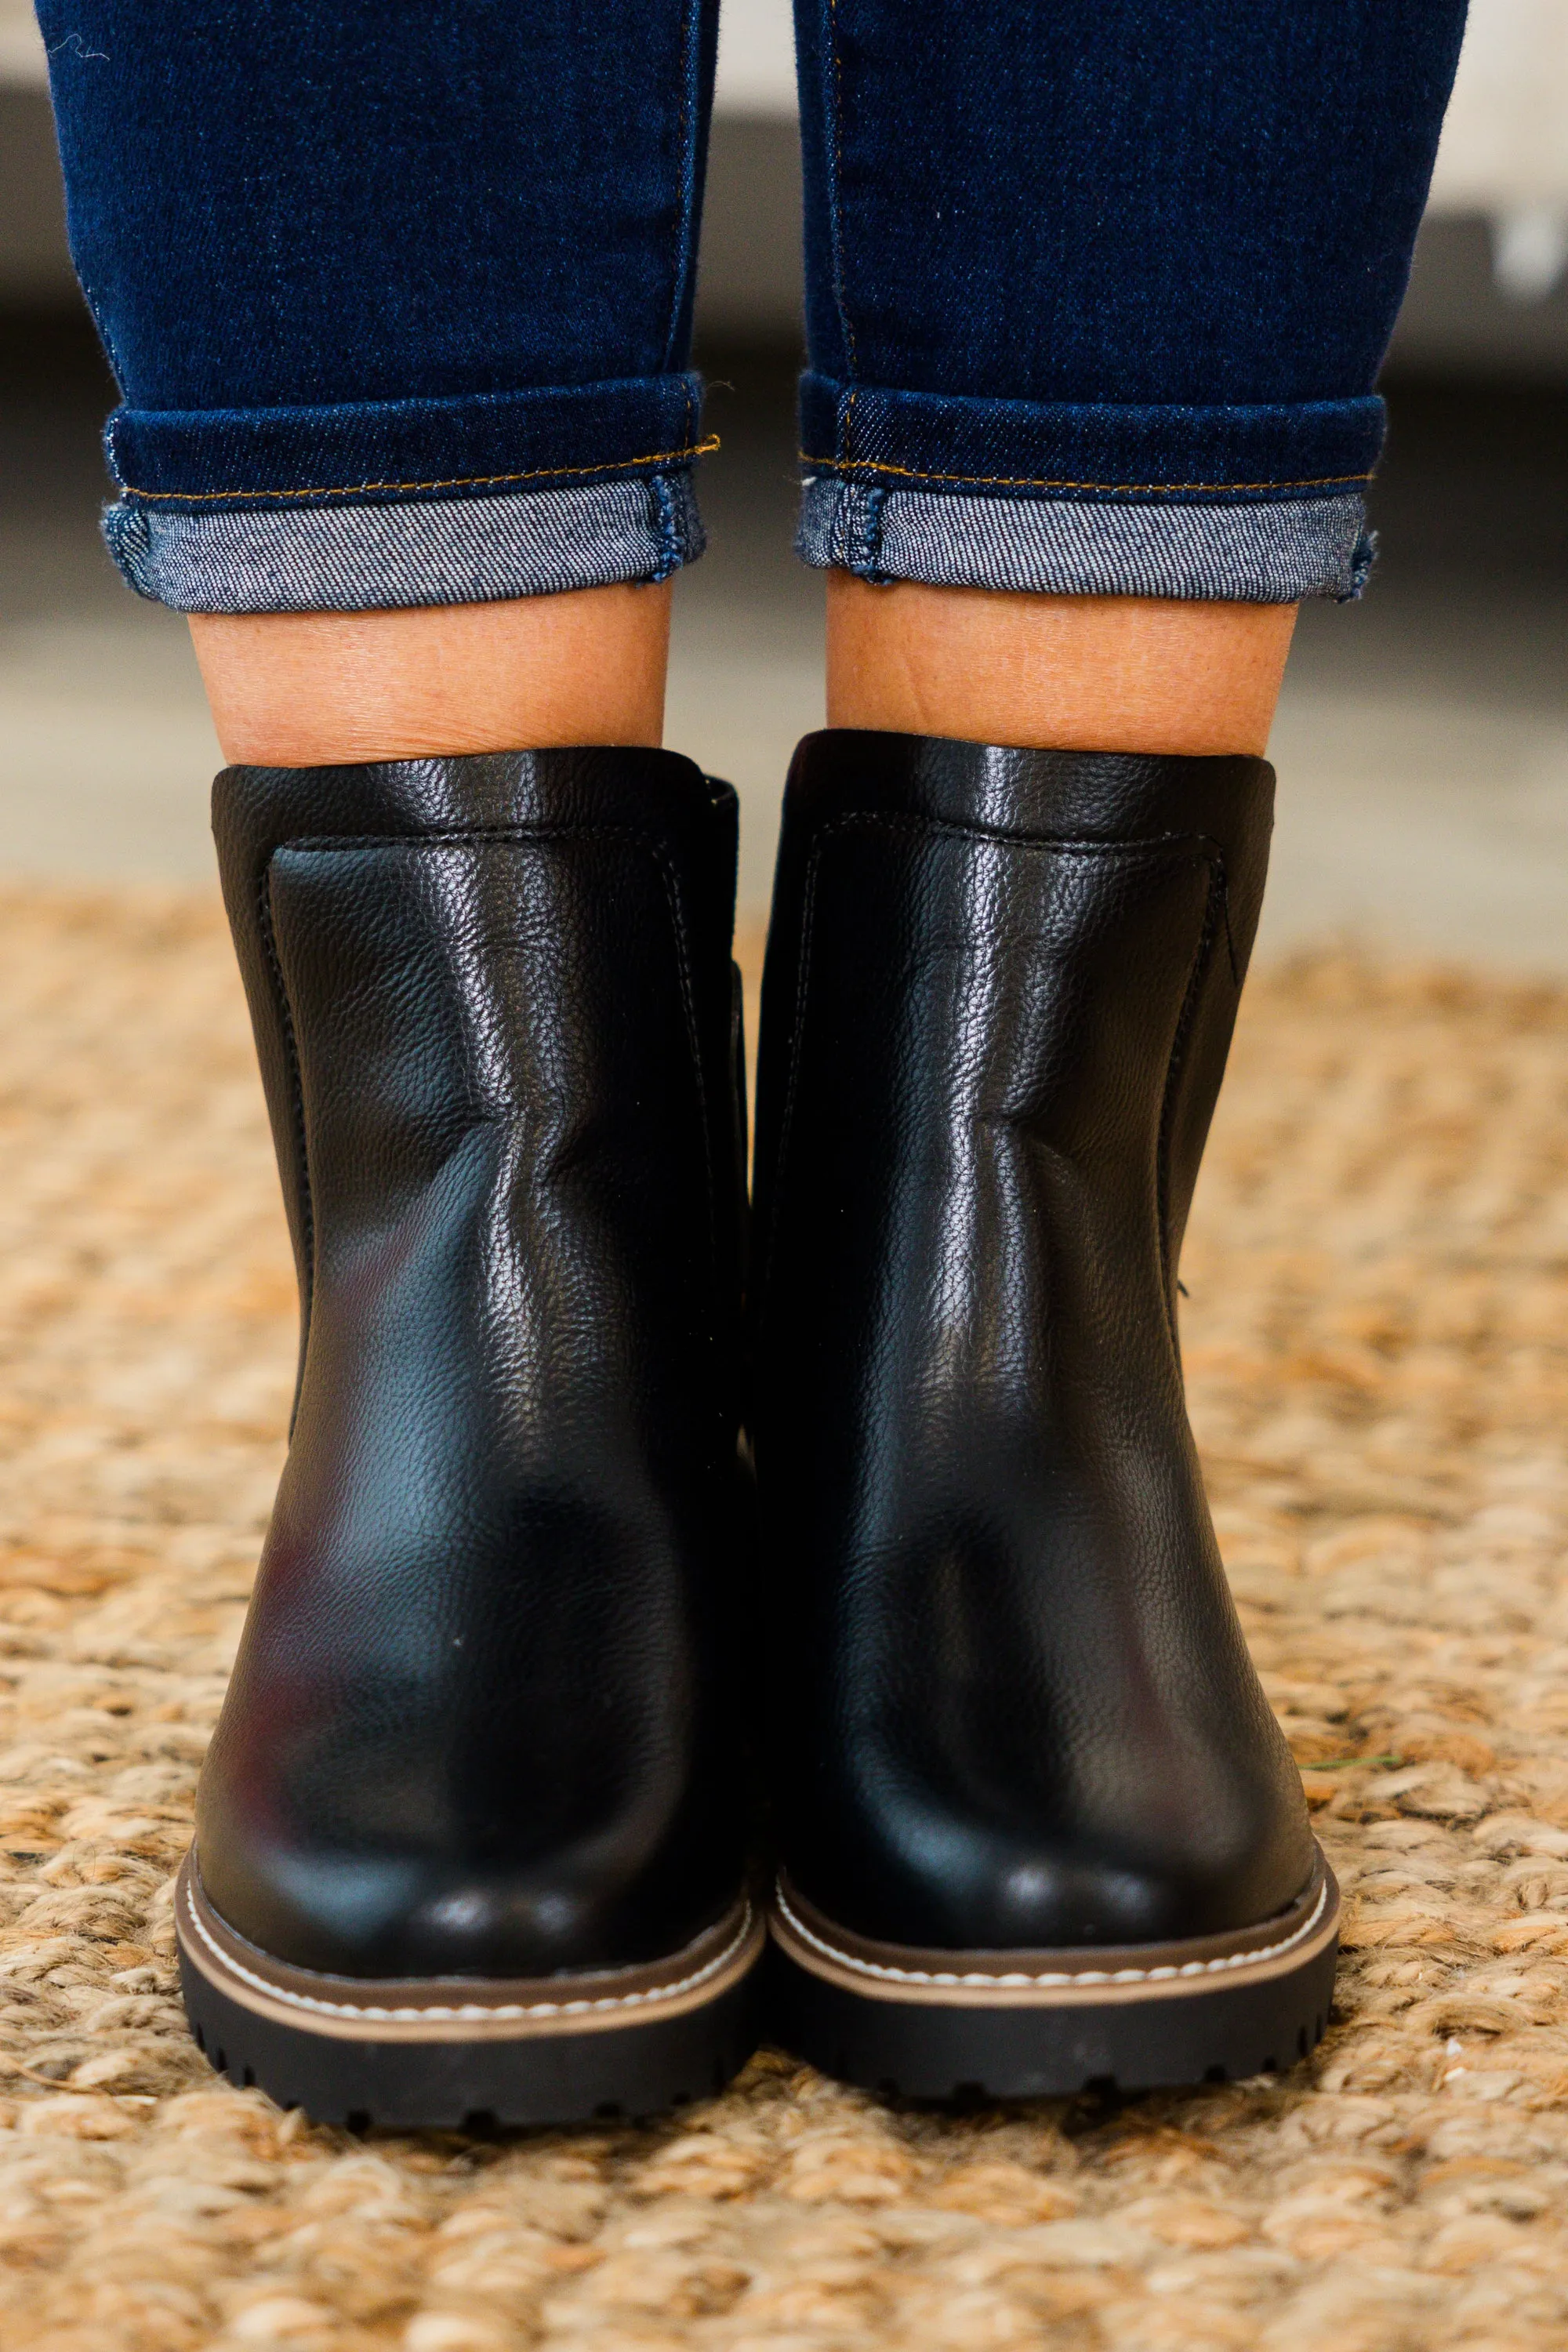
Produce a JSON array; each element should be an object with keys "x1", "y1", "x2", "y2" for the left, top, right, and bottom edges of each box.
[
  {"x1": 114, "y1": 438, "x2": 720, "y2": 505},
  {"x1": 800, "y1": 454, "x2": 1374, "y2": 494}
]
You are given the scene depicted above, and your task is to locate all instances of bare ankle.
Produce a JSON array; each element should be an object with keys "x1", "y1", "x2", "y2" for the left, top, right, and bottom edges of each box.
[
  {"x1": 189, "y1": 583, "x2": 673, "y2": 767},
  {"x1": 825, "y1": 576, "x2": 1297, "y2": 756}
]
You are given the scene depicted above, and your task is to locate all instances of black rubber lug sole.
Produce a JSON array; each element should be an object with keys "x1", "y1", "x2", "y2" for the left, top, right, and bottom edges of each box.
[
  {"x1": 180, "y1": 1948, "x2": 762, "y2": 2129},
  {"x1": 764, "y1": 1933, "x2": 1338, "y2": 2102}
]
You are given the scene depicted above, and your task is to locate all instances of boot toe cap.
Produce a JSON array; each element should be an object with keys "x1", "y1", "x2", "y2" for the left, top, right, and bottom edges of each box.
[{"x1": 790, "y1": 1791, "x2": 1315, "y2": 1955}]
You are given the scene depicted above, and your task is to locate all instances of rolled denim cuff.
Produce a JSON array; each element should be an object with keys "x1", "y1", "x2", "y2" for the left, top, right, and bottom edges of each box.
[
  {"x1": 800, "y1": 375, "x2": 1383, "y2": 500},
  {"x1": 798, "y1": 479, "x2": 1372, "y2": 603},
  {"x1": 797, "y1": 372, "x2": 1383, "y2": 601},
  {"x1": 106, "y1": 475, "x2": 705, "y2": 613},
  {"x1": 100, "y1": 371, "x2": 711, "y2": 612}
]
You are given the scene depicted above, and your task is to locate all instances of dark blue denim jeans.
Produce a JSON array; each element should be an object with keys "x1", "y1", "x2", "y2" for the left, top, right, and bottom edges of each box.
[{"x1": 38, "y1": 0, "x2": 1467, "y2": 614}]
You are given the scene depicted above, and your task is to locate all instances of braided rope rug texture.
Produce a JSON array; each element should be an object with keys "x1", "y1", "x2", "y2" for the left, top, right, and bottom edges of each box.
[{"x1": 2, "y1": 887, "x2": 1568, "y2": 2352}]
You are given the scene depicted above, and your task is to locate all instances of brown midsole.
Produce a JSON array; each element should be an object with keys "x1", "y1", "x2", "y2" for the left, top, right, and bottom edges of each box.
[
  {"x1": 770, "y1": 1847, "x2": 1338, "y2": 2010},
  {"x1": 176, "y1": 1850, "x2": 764, "y2": 2042}
]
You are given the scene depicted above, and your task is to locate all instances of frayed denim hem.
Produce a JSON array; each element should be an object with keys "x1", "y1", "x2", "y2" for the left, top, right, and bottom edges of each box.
[
  {"x1": 797, "y1": 479, "x2": 1374, "y2": 602},
  {"x1": 103, "y1": 473, "x2": 705, "y2": 613}
]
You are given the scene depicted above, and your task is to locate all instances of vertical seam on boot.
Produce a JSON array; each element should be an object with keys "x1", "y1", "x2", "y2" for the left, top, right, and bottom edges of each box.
[
  {"x1": 256, "y1": 859, "x2": 315, "y2": 1410},
  {"x1": 646, "y1": 844, "x2": 722, "y2": 1287},
  {"x1": 759, "y1": 834, "x2": 829, "y2": 1307},
  {"x1": 1155, "y1": 855, "x2": 1227, "y2": 1345}
]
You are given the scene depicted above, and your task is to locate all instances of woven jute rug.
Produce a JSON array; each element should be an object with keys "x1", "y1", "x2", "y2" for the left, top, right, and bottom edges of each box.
[{"x1": 3, "y1": 885, "x2": 1568, "y2": 2352}]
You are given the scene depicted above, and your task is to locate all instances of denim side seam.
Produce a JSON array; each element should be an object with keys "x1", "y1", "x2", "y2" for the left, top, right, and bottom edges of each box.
[
  {"x1": 661, "y1": 0, "x2": 721, "y2": 372},
  {"x1": 807, "y1": 474, "x2": 888, "y2": 577},
  {"x1": 798, "y1": 478, "x2": 1374, "y2": 602},
  {"x1": 850, "y1": 484, "x2": 888, "y2": 579},
  {"x1": 105, "y1": 472, "x2": 706, "y2": 614},
  {"x1": 646, "y1": 472, "x2": 689, "y2": 584},
  {"x1": 663, "y1": 0, "x2": 698, "y2": 372},
  {"x1": 825, "y1": 0, "x2": 858, "y2": 390}
]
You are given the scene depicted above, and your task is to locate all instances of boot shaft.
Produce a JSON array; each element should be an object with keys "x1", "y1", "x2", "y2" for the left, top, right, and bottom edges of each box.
[
  {"x1": 753, "y1": 731, "x2": 1274, "y2": 1323},
  {"x1": 750, "y1": 731, "x2": 1304, "y2": 1953},
  {"x1": 214, "y1": 749, "x2": 745, "y2": 1420}
]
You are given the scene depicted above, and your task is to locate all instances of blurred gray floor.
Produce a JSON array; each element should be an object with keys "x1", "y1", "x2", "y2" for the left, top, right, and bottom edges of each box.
[{"x1": 2, "y1": 315, "x2": 1566, "y2": 963}]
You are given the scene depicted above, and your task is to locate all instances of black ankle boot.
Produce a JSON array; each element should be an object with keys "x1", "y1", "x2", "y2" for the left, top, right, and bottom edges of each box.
[
  {"x1": 752, "y1": 731, "x2": 1336, "y2": 2099},
  {"x1": 176, "y1": 750, "x2": 761, "y2": 2126}
]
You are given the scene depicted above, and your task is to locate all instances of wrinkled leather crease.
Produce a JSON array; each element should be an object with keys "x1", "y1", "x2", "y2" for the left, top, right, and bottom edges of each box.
[
  {"x1": 202, "y1": 750, "x2": 750, "y2": 1981},
  {"x1": 751, "y1": 732, "x2": 1313, "y2": 1955}
]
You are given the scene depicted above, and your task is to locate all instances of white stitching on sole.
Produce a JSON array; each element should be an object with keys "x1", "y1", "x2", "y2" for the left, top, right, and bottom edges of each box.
[
  {"x1": 183, "y1": 1876, "x2": 755, "y2": 2024},
  {"x1": 773, "y1": 1874, "x2": 1330, "y2": 1991}
]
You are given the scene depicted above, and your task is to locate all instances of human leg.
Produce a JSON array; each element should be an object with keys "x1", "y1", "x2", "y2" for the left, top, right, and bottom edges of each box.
[
  {"x1": 826, "y1": 579, "x2": 1296, "y2": 753},
  {"x1": 41, "y1": 0, "x2": 760, "y2": 2123},
  {"x1": 803, "y1": 0, "x2": 1467, "y2": 750},
  {"x1": 42, "y1": 0, "x2": 717, "y2": 750},
  {"x1": 797, "y1": 0, "x2": 1466, "y2": 616},
  {"x1": 191, "y1": 586, "x2": 672, "y2": 764},
  {"x1": 755, "y1": 0, "x2": 1469, "y2": 2092}
]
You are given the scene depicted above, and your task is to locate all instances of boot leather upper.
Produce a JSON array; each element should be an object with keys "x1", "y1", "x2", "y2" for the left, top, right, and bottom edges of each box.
[
  {"x1": 200, "y1": 750, "x2": 748, "y2": 1980},
  {"x1": 751, "y1": 731, "x2": 1313, "y2": 1954}
]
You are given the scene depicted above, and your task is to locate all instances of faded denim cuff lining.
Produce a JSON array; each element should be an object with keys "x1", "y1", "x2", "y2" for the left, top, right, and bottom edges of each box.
[
  {"x1": 797, "y1": 479, "x2": 1374, "y2": 603},
  {"x1": 103, "y1": 475, "x2": 705, "y2": 613}
]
